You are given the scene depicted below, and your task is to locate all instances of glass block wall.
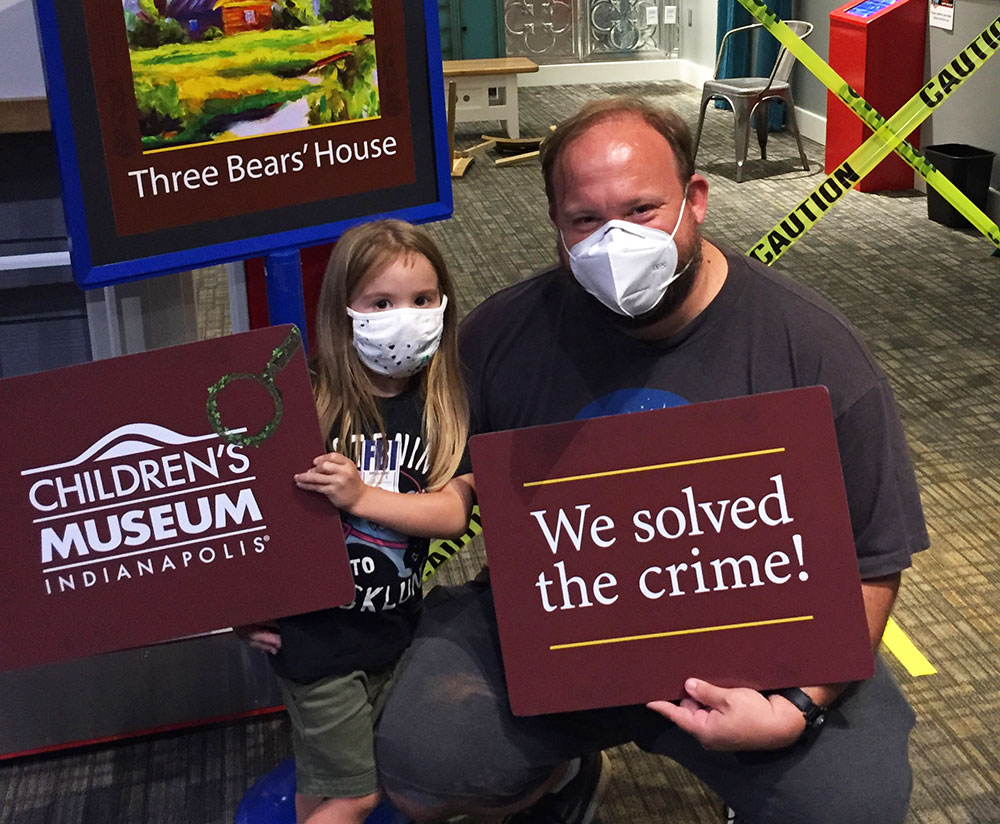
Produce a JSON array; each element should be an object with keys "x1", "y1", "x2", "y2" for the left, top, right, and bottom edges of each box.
[{"x1": 503, "y1": 0, "x2": 683, "y2": 63}]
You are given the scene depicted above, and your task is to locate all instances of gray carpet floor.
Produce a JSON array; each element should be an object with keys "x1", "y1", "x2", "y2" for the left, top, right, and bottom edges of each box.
[{"x1": 2, "y1": 80, "x2": 999, "y2": 823}]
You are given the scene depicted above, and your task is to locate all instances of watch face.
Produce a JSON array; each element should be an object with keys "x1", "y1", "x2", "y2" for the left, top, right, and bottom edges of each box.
[{"x1": 806, "y1": 708, "x2": 826, "y2": 729}]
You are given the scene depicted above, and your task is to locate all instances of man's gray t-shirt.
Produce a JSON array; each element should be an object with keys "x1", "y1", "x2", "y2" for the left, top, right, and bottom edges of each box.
[{"x1": 459, "y1": 247, "x2": 928, "y2": 578}]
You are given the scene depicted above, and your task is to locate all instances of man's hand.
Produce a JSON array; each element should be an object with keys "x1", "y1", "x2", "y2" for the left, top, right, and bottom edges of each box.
[
  {"x1": 294, "y1": 452, "x2": 366, "y2": 511},
  {"x1": 645, "y1": 573, "x2": 899, "y2": 753},
  {"x1": 233, "y1": 623, "x2": 282, "y2": 655},
  {"x1": 646, "y1": 678, "x2": 806, "y2": 751}
]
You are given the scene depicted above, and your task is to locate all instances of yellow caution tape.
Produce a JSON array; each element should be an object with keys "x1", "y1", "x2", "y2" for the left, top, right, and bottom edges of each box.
[
  {"x1": 734, "y1": 0, "x2": 1000, "y2": 264},
  {"x1": 422, "y1": 505, "x2": 483, "y2": 581},
  {"x1": 882, "y1": 616, "x2": 937, "y2": 677},
  {"x1": 735, "y1": 2, "x2": 944, "y2": 678},
  {"x1": 737, "y1": 0, "x2": 1000, "y2": 231}
]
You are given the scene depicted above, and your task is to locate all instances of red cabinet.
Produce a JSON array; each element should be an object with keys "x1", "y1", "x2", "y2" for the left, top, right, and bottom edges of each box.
[{"x1": 825, "y1": 0, "x2": 927, "y2": 191}]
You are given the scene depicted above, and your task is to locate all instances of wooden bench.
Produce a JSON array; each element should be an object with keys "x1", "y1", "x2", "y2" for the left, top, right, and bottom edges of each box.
[{"x1": 442, "y1": 57, "x2": 539, "y2": 139}]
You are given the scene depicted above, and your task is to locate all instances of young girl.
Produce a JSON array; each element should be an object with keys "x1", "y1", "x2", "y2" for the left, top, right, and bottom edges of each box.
[{"x1": 239, "y1": 219, "x2": 474, "y2": 824}]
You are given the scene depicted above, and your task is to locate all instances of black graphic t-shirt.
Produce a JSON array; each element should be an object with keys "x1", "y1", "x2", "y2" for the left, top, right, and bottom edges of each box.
[{"x1": 271, "y1": 387, "x2": 431, "y2": 683}]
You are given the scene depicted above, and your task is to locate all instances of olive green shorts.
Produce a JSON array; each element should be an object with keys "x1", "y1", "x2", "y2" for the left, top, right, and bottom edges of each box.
[{"x1": 278, "y1": 663, "x2": 397, "y2": 799}]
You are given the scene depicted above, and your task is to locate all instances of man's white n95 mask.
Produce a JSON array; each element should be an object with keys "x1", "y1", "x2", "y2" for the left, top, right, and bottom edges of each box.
[
  {"x1": 347, "y1": 295, "x2": 447, "y2": 378},
  {"x1": 564, "y1": 197, "x2": 690, "y2": 318}
]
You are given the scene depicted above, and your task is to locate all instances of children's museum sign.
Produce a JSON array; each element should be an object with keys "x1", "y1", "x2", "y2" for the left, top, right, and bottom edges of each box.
[
  {"x1": 0, "y1": 325, "x2": 354, "y2": 671},
  {"x1": 470, "y1": 387, "x2": 875, "y2": 716},
  {"x1": 33, "y1": 0, "x2": 451, "y2": 287}
]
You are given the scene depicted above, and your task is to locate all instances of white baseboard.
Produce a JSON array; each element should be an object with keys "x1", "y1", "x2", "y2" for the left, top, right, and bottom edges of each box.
[
  {"x1": 517, "y1": 59, "x2": 712, "y2": 89},
  {"x1": 793, "y1": 106, "x2": 826, "y2": 146},
  {"x1": 517, "y1": 60, "x2": 827, "y2": 147},
  {"x1": 987, "y1": 187, "x2": 1000, "y2": 222}
]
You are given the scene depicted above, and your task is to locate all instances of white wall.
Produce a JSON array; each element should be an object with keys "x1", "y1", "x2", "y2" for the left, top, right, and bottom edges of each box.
[
  {"x1": 0, "y1": 0, "x2": 46, "y2": 100},
  {"x1": 682, "y1": 0, "x2": 720, "y2": 70},
  {"x1": 790, "y1": 0, "x2": 840, "y2": 118}
]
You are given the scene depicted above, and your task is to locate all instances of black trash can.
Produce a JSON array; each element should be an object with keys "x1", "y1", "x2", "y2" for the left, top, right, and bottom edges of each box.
[{"x1": 924, "y1": 143, "x2": 996, "y2": 229}]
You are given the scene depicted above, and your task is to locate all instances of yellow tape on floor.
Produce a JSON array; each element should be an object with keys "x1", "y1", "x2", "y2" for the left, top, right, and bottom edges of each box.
[
  {"x1": 734, "y1": 0, "x2": 1000, "y2": 264},
  {"x1": 882, "y1": 617, "x2": 937, "y2": 677}
]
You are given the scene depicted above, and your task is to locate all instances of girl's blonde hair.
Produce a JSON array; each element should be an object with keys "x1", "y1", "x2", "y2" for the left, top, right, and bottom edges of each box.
[{"x1": 311, "y1": 219, "x2": 469, "y2": 491}]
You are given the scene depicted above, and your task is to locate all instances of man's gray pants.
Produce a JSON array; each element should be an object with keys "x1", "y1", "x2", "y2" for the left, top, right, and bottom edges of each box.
[{"x1": 376, "y1": 578, "x2": 915, "y2": 824}]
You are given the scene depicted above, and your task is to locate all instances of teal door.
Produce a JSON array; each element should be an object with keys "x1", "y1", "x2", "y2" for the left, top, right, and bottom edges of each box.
[
  {"x1": 438, "y1": 0, "x2": 505, "y2": 59},
  {"x1": 438, "y1": 0, "x2": 457, "y2": 59}
]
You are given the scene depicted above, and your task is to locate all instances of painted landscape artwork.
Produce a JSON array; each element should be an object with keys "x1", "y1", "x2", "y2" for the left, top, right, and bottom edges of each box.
[{"x1": 122, "y1": 0, "x2": 379, "y2": 151}]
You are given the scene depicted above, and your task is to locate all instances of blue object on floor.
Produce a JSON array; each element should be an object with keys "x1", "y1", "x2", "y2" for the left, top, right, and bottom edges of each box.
[
  {"x1": 235, "y1": 758, "x2": 296, "y2": 824},
  {"x1": 235, "y1": 758, "x2": 411, "y2": 824},
  {"x1": 366, "y1": 798, "x2": 412, "y2": 824}
]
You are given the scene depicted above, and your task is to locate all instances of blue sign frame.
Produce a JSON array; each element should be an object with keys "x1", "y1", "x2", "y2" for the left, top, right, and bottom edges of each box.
[{"x1": 33, "y1": 0, "x2": 453, "y2": 290}]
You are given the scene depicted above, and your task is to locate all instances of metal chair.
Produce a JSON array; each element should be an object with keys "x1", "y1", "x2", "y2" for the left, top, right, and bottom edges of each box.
[{"x1": 693, "y1": 20, "x2": 813, "y2": 182}]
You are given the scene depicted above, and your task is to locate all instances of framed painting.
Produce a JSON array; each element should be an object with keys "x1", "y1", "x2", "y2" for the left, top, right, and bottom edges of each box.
[{"x1": 33, "y1": 0, "x2": 451, "y2": 288}]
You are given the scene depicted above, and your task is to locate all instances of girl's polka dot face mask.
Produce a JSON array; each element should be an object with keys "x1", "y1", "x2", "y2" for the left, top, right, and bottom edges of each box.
[{"x1": 347, "y1": 295, "x2": 448, "y2": 378}]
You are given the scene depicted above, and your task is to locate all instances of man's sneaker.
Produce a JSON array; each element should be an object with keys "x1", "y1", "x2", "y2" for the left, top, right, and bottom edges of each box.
[
  {"x1": 504, "y1": 751, "x2": 611, "y2": 824},
  {"x1": 724, "y1": 804, "x2": 740, "y2": 823}
]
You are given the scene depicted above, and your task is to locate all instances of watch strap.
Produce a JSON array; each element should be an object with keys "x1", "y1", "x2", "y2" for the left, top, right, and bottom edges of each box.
[{"x1": 771, "y1": 687, "x2": 828, "y2": 732}]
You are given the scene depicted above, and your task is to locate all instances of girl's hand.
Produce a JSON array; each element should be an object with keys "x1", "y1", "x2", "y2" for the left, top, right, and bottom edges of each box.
[
  {"x1": 294, "y1": 452, "x2": 367, "y2": 511},
  {"x1": 233, "y1": 623, "x2": 282, "y2": 655}
]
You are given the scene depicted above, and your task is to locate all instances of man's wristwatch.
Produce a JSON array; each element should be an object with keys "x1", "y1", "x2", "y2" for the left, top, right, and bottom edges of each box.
[{"x1": 771, "y1": 687, "x2": 828, "y2": 736}]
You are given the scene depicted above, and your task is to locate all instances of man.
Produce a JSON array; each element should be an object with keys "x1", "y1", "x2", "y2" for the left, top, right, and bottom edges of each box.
[{"x1": 375, "y1": 96, "x2": 926, "y2": 824}]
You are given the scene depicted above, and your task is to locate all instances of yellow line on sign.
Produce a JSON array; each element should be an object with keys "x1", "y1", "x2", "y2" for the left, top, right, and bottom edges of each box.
[
  {"x1": 522, "y1": 447, "x2": 785, "y2": 488},
  {"x1": 550, "y1": 614, "x2": 814, "y2": 650},
  {"x1": 882, "y1": 617, "x2": 937, "y2": 677}
]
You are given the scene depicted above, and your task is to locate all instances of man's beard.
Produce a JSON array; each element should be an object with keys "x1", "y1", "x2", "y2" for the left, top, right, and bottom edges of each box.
[
  {"x1": 569, "y1": 229, "x2": 705, "y2": 332},
  {"x1": 616, "y1": 235, "x2": 703, "y2": 331}
]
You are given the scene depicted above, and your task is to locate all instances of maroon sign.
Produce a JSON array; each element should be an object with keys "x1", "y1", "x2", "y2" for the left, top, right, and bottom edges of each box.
[
  {"x1": 84, "y1": 0, "x2": 415, "y2": 238},
  {"x1": 1, "y1": 325, "x2": 353, "y2": 672},
  {"x1": 470, "y1": 387, "x2": 874, "y2": 716},
  {"x1": 34, "y1": 0, "x2": 449, "y2": 286}
]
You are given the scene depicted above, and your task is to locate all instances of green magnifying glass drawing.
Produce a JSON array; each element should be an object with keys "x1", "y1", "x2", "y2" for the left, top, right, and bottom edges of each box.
[{"x1": 206, "y1": 326, "x2": 302, "y2": 448}]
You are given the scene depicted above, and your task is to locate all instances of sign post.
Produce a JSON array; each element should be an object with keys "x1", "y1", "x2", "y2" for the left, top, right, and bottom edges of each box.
[{"x1": 264, "y1": 249, "x2": 309, "y2": 348}]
